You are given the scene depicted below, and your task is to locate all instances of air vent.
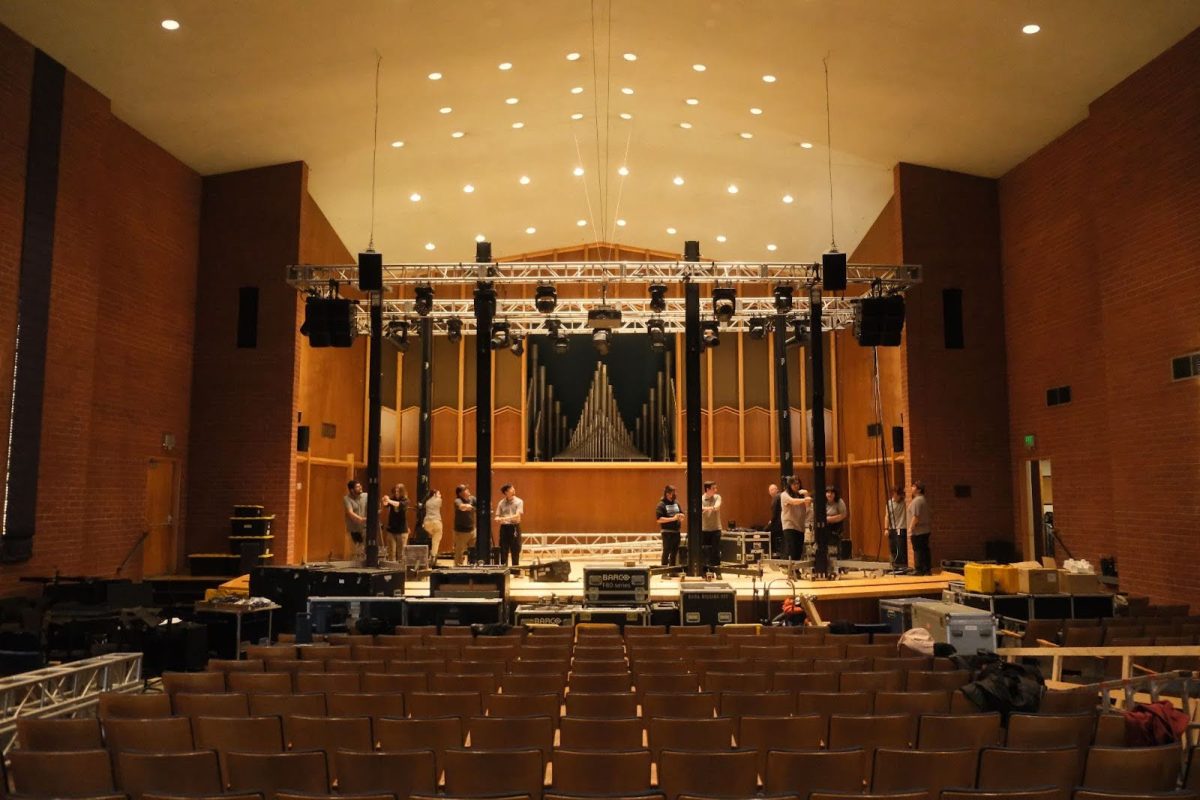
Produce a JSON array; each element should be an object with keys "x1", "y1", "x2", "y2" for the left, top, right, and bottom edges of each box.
[
  {"x1": 320, "y1": 422, "x2": 337, "y2": 439},
  {"x1": 1046, "y1": 385, "x2": 1072, "y2": 407},
  {"x1": 1172, "y1": 352, "x2": 1200, "y2": 381},
  {"x1": 866, "y1": 422, "x2": 883, "y2": 437}
]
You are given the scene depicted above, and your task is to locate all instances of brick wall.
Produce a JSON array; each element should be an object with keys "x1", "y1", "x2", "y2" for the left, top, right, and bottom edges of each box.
[
  {"x1": 999, "y1": 28, "x2": 1200, "y2": 605},
  {"x1": 0, "y1": 24, "x2": 201, "y2": 590}
]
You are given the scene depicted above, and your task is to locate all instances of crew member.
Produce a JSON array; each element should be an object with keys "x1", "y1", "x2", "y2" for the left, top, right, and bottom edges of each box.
[
  {"x1": 701, "y1": 480, "x2": 723, "y2": 575},
  {"x1": 886, "y1": 485, "x2": 908, "y2": 569},
  {"x1": 452, "y1": 485, "x2": 477, "y2": 565},
  {"x1": 779, "y1": 476, "x2": 811, "y2": 561},
  {"x1": 343, "y1": 480, "x2": 368, "y2": 561},
  {"x1": 768, "y1": 483, "x2": 783, "y2": 557},
  {"x1": 495, "y1": 483, "x2": 524, "y2": 567},
  {"x1": 382, "y1": 483, "x2": 409, "y2": 562},
  {"x1": 825, "y1": 486, "x2": 848, "y2": 559},
  {"x1": 908, "y1": 481, "x2": 932, "y2": 575},
  {"x1": 422, "y1": 489, "x2": 444, "y2": 567},
  {"x1": 655, "y1": 485, "x2": 684, "y2": 568}
]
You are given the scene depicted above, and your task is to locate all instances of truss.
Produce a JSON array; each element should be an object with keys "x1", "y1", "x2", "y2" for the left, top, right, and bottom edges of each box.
[
  {"x1": 521, "y1": 532, "x2": 662, "y2": 561},
  {"x1": 0, "y1": 653, "x2": 143, "y2": 755}
]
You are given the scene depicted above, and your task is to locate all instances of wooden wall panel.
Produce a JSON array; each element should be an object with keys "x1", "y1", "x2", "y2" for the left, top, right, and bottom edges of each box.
[
  {"x1": 494, "y1": 408, "x2": 522, "y2": 461},
  {"x1": 431, "y1": 408, "x2": 458, "y2": 459},
  {"x1": 303, "y1": 460, "x2": 356, "y2": 560},
  {"x1": 398, "y1": 407, "x2": 418, "y2": 460},
  {"x1": 712, "y1": 408, "x2": 740, "y2": 460},
  {"x1": 297, "y1": 329, "x2": 366, "y2": 461},
  {"x1": 462, "y1": 408, "x2": 476, "y2": 460}
]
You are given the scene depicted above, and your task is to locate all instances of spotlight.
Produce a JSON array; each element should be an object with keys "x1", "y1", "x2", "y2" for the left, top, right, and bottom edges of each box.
[
  {"x1": 748, "y1": 317, "x2": 768, "y2": 340},
  {"x1": 546, "y1": 319, "x2": 570, "y2": 353},
  {"x1": 509, "y1": 334, "x2": 525, "y2": 357},
  {"x1": 701, "y1": 320, "x2": 720, "y2": 348},
  {"x1": 534, "y1": 284, "x2": 557, "y2": 314},
  {"x1": 647, "y1": 318, "x2": 667, "y2": 352},
  {"x1": 592, "y1": 328, "x2": 611, "y2": 356},
  {"x1": 386, "y1": 320, "x2": 410, "y2": 352},
  {"x1": 490, "y1": 322, "x2": 510, "y2": 350},
  {"x1": 413, "y1": 284, "x2": 434, "y2": 316},
  {"x1": 792, "y1": 317, "x2": 809, "y2": 342},
  {"x1": 712, "y1": 286, "x2": 737, "y2": 322},
  {"x1": 649, "y1": 283, "x2": 668, "y2": 313},
  {"x1": 446, "y1": 318, "x2": 463, "y2": 343},
  {"x1": 772, "y1": 284, "x2": 794, "y2": 312}
]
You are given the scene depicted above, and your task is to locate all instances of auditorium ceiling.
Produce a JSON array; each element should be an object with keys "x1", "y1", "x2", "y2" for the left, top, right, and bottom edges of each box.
[{"x1": 2, "y1": 1, "x2": 1198, "y2": 262}]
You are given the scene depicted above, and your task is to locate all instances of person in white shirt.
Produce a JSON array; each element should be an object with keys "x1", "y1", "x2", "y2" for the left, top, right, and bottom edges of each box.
[
  {"x1": 908, "y1": 481, "x2": 933, "y2": 575},
  {"x1": 495, "y1": 483, "x2": 525, "y2": 566},
  {"x1": 343, "y1": 481, "x2": 367, "y2": 561},
  {"x1": 886, "y1": 485, "x2": 908, "y2": 569},
  {"x1": 701, "y1": 480, "x2": 723, "y2": 575},
  {"x1": 420, "y1": 489, "x2": 443, "y2": 567}
]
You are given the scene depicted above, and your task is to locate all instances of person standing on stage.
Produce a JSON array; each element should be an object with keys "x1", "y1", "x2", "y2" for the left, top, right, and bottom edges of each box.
[
  {"x1": 886, "y1": 485, "x2": 908, "y2": 569},
  {"x1": 343, "y1": 480, "x2": 368, "y2": 561},
  {"x1": 825, "y1": 486, "x2": 848, "y2": 558},
  {"x1": 701, "y1": 480, "x2": 723, "y2": 575},
  {"x1": 495, "y1": 483, "x2": 525, "y2": 567},
  {"x1": 768, "y1": 484, "x2": 783, "y2": 558},
  {"x1": 908, "y1": 481, "x2": 932, "y2": 575},
  {"x1": 452, "y1": 485, "x2": 477, "y2": 565},
  {"x1": 655, "y1": 485, "x2": 684, "y2": 568},
  {"x1": 779, "y1": 476, "x2": 811, "y2": 560},
  {"x1": 422, "y1": 489, "x2": 444, "y2": 567},
  {"x1": 382, "y1": 483, "x2": 409, "y2": 562}
]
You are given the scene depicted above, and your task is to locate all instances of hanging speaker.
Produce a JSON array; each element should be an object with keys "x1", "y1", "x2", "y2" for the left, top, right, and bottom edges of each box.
[
  {"x1": 358, "y1": 250, "x2": 383, "y2": 292},
  {"x1": 683, "y1": 240, "x2": 701, "y2": 262},
  {"x1": 852, "y1": 295, "x2": 906, "y2": 346},
  {"x1": 297, "y1": 425, "x2": 310, "y2": 453},
  {"x1": 822, "y1": 250, "x2": 847, "y2": 291},
  {"x1": 942, "y1": 288, "x2": 964, "y2": 349}
]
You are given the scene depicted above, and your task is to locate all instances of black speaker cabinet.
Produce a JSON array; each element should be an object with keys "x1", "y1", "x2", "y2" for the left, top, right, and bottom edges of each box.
[
  {"x1": 430, "y1": 567, "x2": 510, "y2": 599},
  {"x1": 853, "y1": 295, "x2": 906, "y2": 346},
  {"x1": 297, "y1": 425, "x2": 310, "y2": 452},
  {"x1": 404, "y1": 597, "x2": 504, "y2": 628},
  {"x1": 822, "y1": 250, "x2": 848, "y2": 291},
  {"x1": 358, "y1": 250, "x2": 383, "y2": 292},
  {"x1": 679, "y1": 582, "x2": 736, "y2": 626},
  {"x1": 250, "y1": 566, "x2": 314, "y2": 634},
  {"x1": 891, "y1": 426, "x2": 905, "y2": 453},
  {"x1": 312, "y1": 567, "x2": 404, "y2": 598}
]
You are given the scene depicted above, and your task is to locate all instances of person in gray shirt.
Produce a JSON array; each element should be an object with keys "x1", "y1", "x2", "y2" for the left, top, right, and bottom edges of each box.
[
  {"x1": 343, "y1": 480, "x2": 368, "y2": 562},
  {"x1": 701, "y1": 480, "x2": 723, "y2": 575},
  {"x1": 495, "y1": 483, "x2": 525, "y2": 567},
  {"x1": 886, "y1": 485, "x2": 909, "y2": 569},
  {"x1": 908, "y1": 481, "x2": 932, "y2": 575}
]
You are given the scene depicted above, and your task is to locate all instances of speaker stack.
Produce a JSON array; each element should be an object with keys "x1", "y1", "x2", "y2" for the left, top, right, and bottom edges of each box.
[{"x1": 852, "y1": 295, "x2": 906, "y2": 346}]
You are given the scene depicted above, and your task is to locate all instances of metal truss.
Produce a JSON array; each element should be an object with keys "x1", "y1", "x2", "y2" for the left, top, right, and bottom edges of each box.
[
  {"x1": 0, "y1": 653, "x2": 143, "y2": 755},
  {"x1": 522, "y1": 532, "x2": 662, "y2": 561}
]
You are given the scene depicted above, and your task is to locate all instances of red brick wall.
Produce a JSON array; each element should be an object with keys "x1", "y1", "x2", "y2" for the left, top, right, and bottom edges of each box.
[
  {"x1": 0, "y1": 25, "x2": 201, "y2": 590},
  {"x1": 999, "y1": 28, "x2": 1200, "y2": 605},
  {"x1": 897, "y1": 163, "x2": 1014, "y2": 564}
]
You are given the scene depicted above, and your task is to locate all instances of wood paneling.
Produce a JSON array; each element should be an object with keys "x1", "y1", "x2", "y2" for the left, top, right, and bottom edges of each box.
[
  {"x1": 744, "y1": 407, "x2": 772, "y2": 462},
  {"x1": 712, "y1": 407, "x2": 740, "y2": 460}
]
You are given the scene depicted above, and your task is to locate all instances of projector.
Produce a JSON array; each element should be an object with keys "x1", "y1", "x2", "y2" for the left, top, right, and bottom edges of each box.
[{"x1": 587, "y1": 306, "x2": 623, "y2": 329}]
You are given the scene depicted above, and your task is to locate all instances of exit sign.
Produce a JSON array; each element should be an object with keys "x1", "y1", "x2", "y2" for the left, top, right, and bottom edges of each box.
[{"x1": 1024, "y1": 434, "x2": 1036, "y2": 449}]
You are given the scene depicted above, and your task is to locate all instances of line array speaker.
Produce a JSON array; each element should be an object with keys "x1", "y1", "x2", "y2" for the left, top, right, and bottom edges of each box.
[{"x1": 852, "y1": 295, "x2": 905, "y2": 346}]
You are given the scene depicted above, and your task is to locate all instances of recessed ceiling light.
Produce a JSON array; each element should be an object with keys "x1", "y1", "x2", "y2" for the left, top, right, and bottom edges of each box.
[
  {"x1": 679, "y1": 122, "x2": 692, "y2": 129},
  {"x1": 617, "y1": 166, "x2": 629, "y2": 176},
  {"x1": 505, "y1": 97, "x2": 519, "y2": 105},
  {"x1": 570, "y1": 86, "x2": 584, "y2": 95},
  {"x1": 439, "y1": 106, "x2": 452, "y2": 114},
  {"x1": 519, "y1": 175, "x2": 531, "y2": 185},
  {"x1": 666, "y1": 227, "x2": 677, "y2": 235},
  {"x1": 672, "y1": 176, "x2": 685, "y2": 186},
  {"x1": 571, "y1": 112, "x2": 584, "y2": 120},
  {"x1": 1022, "y1": 23, "x2": 1041, "y2": 34},
  {"x1": 727, "y1": 184, "x2": 739, "y2": 194},
  {"x1": 762, "y1": 74, "x2": 777, "y2": 83},
  {"x1": 428, "y1": 72, "x2": 443, "y2": 80},
  {"x1": 621, "y1": 87, "x2": 634, "y2": 95},
  {"x1": 573, "y1": 167, "x2": 585, "y2": 176},
  {"x1": 619, "y1": 112, "x2": 632, "y2": 120},
  {"x1": 716, "y1": 235, "x2": 727, "y2": 243},
  {"x1": 740, "y1": 132, "x2": 753, "y2": 139},
  {"x1": 566, "y1": 52, "x2": 581, "y2": 61},
  {"x1": 512, "y1": 122, "x2": 524, "y2": 129},
  {"x1": 616, "y1": 219, "x2": 627, "y2": 227},
  {"x1": 576, "y1": 219, "x2": 587, "y2": 227},
  {"x1": 424, "y1": 242, "x2": 436, "y2": 251},
  {"x1": 499, "y1": 62, "x2": 513, "y2": 70},
  {"x1": 692, "y1": 64, "x2": 706, "y2": 72},
  {"x1": 475, "y1": 234, "x2": 486, "y2": 242},
  {"x1": 409, "y1": 192, "x2": 422, "y2": 202},
  {"x1": 750, "y1": 107, "x2": 763, "y2": 115},
  {"x1": 623, "y1": 53, "x2": 637, "y2": 61},
  {"x1": 685, "y1": 98, "x2": 699, "y2": 106},
  {"x1": 160, "y1": 19, "x2": 180, "y2": 30},
  {"x1": 767, "y1": 244, "x2": 778, "y2": 252},
  {"x1": 525, "y1": 226, "x2": 537, "y2": 234},
  {"x1": 463, "y1": 184, "x2": 475, "y2": 193},
  {"x1": 782, "y1": 194, "x2": 794, "y2": 204},
  {"x1": 390, "y1": 140, "x2": 404, "y2": 148},
  {"x1": 800, "y1": 142, "x2": 813, "y2": 149},
  {"x1": 451, "y1": 131, "x2": 464, "y2": 138}
]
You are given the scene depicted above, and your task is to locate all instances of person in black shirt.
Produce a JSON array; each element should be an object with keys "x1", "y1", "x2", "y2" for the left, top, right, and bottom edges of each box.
[
  {"x1": 382, "y1": 482, "x2": 409, "y2": 562},
  {"x1": 452, "y1": 485, "x2": 477, "y2": 565},
  {"x1": 655, "y1": 484, "x2": 684, "y2": 567}
]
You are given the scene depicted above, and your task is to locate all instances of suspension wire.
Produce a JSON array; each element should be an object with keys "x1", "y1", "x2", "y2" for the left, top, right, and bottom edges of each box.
[
  {"x1": 603, "y1": 0, "x2": 613, "y2": 255},
  {"x1": 608, "y1": 125, "x2": 634, "y2": 245},
  {"x1": 368, "y1": 52, "x2": 381, "y2": 252},
  {"x1": 589, "y1": 0, "x2": 606, "y2": 236},
  {"x1": 572, "y1": 130, "x2": 602, "y2": 244},
  {"x1": 823, "y1": 54, "x2": 837, "y2": 251},
  {"x1": 871, "y1": 346, "x2": 893, "y2": 562}
]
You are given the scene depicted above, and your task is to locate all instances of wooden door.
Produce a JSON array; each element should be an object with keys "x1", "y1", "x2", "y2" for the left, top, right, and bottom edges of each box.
[{"x1": 143, "y1": 458, "x2": 178, "y2": 576}]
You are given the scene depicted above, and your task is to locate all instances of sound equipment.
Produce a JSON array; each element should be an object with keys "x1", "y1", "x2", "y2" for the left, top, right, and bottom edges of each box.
[
  {"x1": 404, "y1": 597, "x2": 504, "y2": 628},
  {"x1": 301, "y1": 296, "x2": 354, "y2": 348},
  {"x1": 576, "y1": 606, "x2": 650, "y2": 627},
  {"x1": 236, "y1": 287, "x2": 258, "y2": 348},
  {"x1": 527, "y1": 560, "x2": 572, "y2": 582},
  {"x1": 878, "y1": 596, "x2": 937, "y2": 633},
  {"x1": 683, "y1": 240, "x2": 701, "y2": 261},
  {"x1": 297, "y1": 425, "x2": 310, "y2": 452},
  {"x1": 942, "y1": 288, "x2": 964, "y2": 349},
  {"x1": 719, "y1": 530, "x2": 771, "y2": 564},
  {"x1": 430, "y1": 567, "x2": 510, "y2": 599},
  {"x1": 583, "y1": 566, "x2": 650, "y2": 606},
  {"x1": 249, "y1": 566, "x2": 314, "y2": 633},
  {"x1": 853, "y1": 295, "x2": 906, "y2": 346},
  {"x1": 837, "y1": 538, "x2": 853, "y2": 560},
  {"x1": 679, "y1": 582, "x2": 736, "y2": 626},
  {"x1": 514, "y1": 603, "x2": 579, "y2": 627},
  {"x1": 910, "y1": 600, "x2": 996, "y2": 652},
  {"x1": 307, "y1": 595, "x2": 406, "y2": 634},
  {"x1": 650, "y1": 601, "x2": 680, "y2": 627},
  {"x1": 233, "y1": 504, "x2": 264, "y2": 517},
  {"x1": 822, "y1": 250, "x2": 847, "y2": 291},
  {"x1": 358, "y1": 250, "x2": 383, "y2": 292},
  {"x1": 312, "y1": 566, "x2": 404, "y2": 597},
  {"x1": 891, "y1": 426, "x2": 905, "y2": 453},
  {"x1": 231, "y1": 515, "x2": 272, "y2": 536}
]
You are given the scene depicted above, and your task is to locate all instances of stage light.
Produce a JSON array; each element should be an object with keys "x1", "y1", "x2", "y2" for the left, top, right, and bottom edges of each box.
[
  {"x1": 509, "y1": 335, "x2": 525, "y2": 357},
  {"x1": 535, "y1": 284, "x2": 557, "y2": 314},
  {"x1": 413, "y1": 284, "x2": 434, "y2": 316},
  {"x1": 592, "y1": 328, "x2": 611, "y2": 356},
  {"x1": 773, "y1": 284, "x2": 794, "y2": 312},
  {"x1": 647, "y1": 318, "x2": 667, "y2": 352},
  {"x1": 490, "y1": 322, "x2": 510, "y2": 350},
  {"x1": 546, "y1": 320, "x2": 570, "y2": 354},
  {"x1": 712, "y1": 286, "x2": 737, "y2": 322},
  {"x1": 386, "y1": 320, "x2": 410, "y2": 352},
  {"x1": 648, "y1": 283, "x2": 668, "y2": 313},
  {"x1": 748, "y1": 317, "x2": 768, "y2": 340},
  {"x1": 446, "y1": 318, "x2": 463, "y2": 343},
  {"x1": 792, "y1": 317, "x2": 809, "y2": 341},
  {"x1": 701, "y1": 320, "x2": 721, "y2": 348}
]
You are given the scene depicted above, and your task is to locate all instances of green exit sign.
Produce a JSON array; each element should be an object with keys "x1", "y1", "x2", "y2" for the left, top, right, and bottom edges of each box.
[{"x1": 1024, "y1": 434, "x2": 1036, "y2": 449}]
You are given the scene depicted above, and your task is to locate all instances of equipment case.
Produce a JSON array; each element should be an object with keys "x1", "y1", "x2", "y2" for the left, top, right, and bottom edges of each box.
[
  {"x1": 910, "y1": 600, "x2": 997, "y2": 653},
  {"x1": 680, "y1": 582, "x2": 736, "y2": 626},
  {"x1": 583, "y1": 566, "x2": 650, "y2": 606}
]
